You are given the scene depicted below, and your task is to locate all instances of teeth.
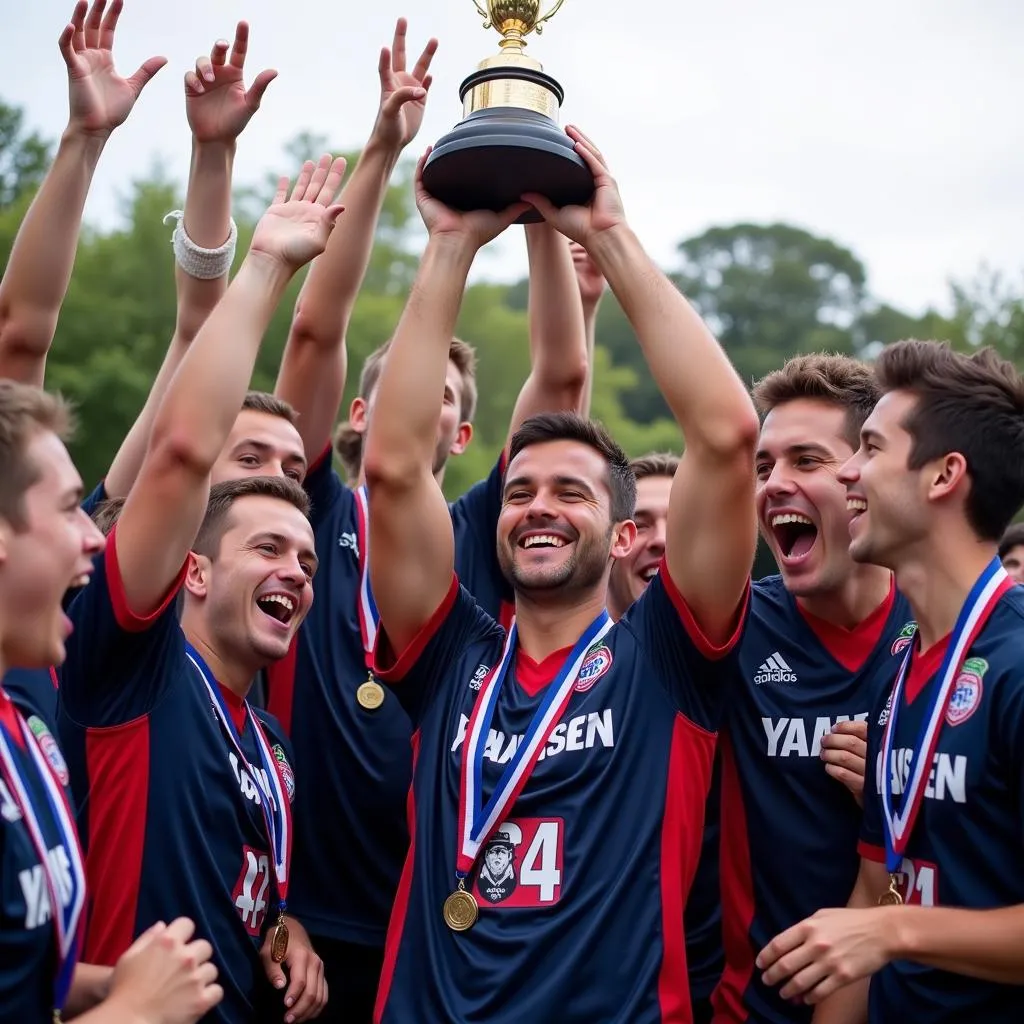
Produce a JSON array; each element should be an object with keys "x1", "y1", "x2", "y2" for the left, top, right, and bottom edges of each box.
[
  {"x1": 641, "y1": 567, "x2": 659, "y2": 581},
  {"x1": 522, "y1": 534, "x2": 567, "y2": 549},
  {"x1": 259, "y1": 593, "x2": 295, "y2": 614},
  {"x1": 847, "y1": 499, "x2": 868, "y2": 512},
  {"x1": 771, "y1": 514, "x2": 813, "y2": 527}
]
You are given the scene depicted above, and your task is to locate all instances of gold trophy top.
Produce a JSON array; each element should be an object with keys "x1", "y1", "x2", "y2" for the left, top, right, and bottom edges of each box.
[{"x1": 473, "y1": 0, "x2": 566, "y2": 56}]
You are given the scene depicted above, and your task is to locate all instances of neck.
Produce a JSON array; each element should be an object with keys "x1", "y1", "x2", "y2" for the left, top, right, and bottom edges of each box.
[
  {"x1": 180, "y1": 617, "x2": 258, "y2": 701},
  {"x1": 893, "y1": 532, "x2": 999, "y2": 651},
  {"x1": 513, "y1": 586, "x2": 608, "y2": 662},
  {"x1": 796, "y1": 563, "x2": 892, "y2": 629}
]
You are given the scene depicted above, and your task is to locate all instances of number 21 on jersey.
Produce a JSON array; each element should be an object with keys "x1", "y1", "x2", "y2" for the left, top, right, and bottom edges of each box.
[
  {"x1": 892, "y1": 857, "x2": 938, "y2": 906},
  {"x1": 472, "y1": 817, "x2": 564, "y2": 909}
]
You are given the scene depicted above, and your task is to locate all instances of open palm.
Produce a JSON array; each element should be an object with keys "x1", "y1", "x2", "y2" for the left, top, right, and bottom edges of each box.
[
  {"x1": 251, "y1": 156, "x2": 348, "y2": 269},
  {"x1": 185, "y1": 23, "x2": 276, "y2": 145},
  {"x1": 59, "y1": 0, "x2": 166, "y2": 137}
]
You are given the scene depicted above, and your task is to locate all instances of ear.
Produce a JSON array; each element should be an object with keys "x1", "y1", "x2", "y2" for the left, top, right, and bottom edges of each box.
[
  {"x1": 927, "y1": 452, "x2": 969, "y2": 503},
  {"x1": 609, "y1": 519, "x2": 637, "y2": 562},
  {"x1": 449, "y1": 421, "x2": 474, "y2": 457},
  {"x1": 0, "y1": 522, "x2": 9, "y2": 568},
  {"x1": 348, "y1": 396, "x2": 369, "y2": 435},
  {"x1": 183, "y1": 551, "x2": 211, "y2": 600}
]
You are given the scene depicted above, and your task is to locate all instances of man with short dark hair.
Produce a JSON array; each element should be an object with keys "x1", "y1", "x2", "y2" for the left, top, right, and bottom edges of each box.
[
  {"x1": 363, "y1": 128, "x2": 758, "y2": 1020},
  {"x1": 57, "y1": 156, "x2": 346, "y2": 1024},
  {"x1": 759, "y1": 340, "x2": 1024, "y2": 1022}
]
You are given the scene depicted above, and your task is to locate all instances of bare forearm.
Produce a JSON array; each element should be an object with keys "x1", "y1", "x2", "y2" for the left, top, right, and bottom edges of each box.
[
  {"x1": 150, "y1": 253, "x2": 292, "y2": 469},
  {"x1": 812, "y1": 980, "x2": 869, "y2": 1024},
  {"x1": 291, "y1": 140, "x2": 399, "y2": 344},
  {"x1": 589, "y1": 225, "x2": 752, "y2": 451},
  {"x1": 0, "y1": 129, "x2": 106, "y2": 383},
  {"x1": 365, "y1": 235, "x2": 475, "y2": 480},
  {"x1": 579, "y1": 302, "x2": 599, "y2": 418},
  {"x1": 65, "y1": 963, "x2": 113, "y2": 1018},
  {"x1": 891, "y1": 905, "x2": 1024, "y2": 984}
]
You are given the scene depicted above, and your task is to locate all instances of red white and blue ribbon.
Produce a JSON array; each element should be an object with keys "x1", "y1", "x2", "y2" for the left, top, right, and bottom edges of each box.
[
  {"x1": 355, "y1": 485, "x2": 379, "y2": 664},
  {"x1": 185, "y1": 644, "x2": 291, "y2": 905},
  {"x1": 881, "y1": 556, "x2": 1011, "y2": 873},
  {"x1": 456, "y1": 610, "x2": 613, "y2": 876},
  {"x1": 0, "y1": 697, "x2": 86, "y2": 1011}
]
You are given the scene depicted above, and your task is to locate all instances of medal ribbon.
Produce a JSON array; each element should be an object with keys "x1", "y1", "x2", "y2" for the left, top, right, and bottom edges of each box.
[
  {"x1": 0, "y1": 698, "x2": 86, "y2": 1011},
  {"x1": 880, "y1": 556, "x2": 1011, "y2": 872},
  {"x1": 456, "y1": 611, "x2": 613, "y2": 875},
  {"x1": 185, "y1": 645, "x2": 291, "y2": 903},
  {"x1": 355, "y1": 485, "x2": 379, "y2": 666}
]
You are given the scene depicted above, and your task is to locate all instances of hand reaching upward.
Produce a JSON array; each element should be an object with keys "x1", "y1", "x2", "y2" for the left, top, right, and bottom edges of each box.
[
  {"x1": 185, "y1": 22, "x2": 277, "y2": 145},
  {"x1": 58, "y1": 0, "x2": 166, "y2": 139},
  {"x1": 251, "y1": 156, "x2": 348, "y2": 270},
  {"x1": 372, "y1": 18, "x2": 438, "y2": 151}
]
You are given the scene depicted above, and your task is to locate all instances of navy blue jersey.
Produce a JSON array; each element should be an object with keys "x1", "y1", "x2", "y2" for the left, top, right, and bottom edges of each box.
[
  {"x1": 0, "y1": 690, "x2": 80, "y2": 1024},
  {"x1": 860, "y1": 587, "x2": 1024, "y2": 1022},
  {"x1": 372, "y1": 564, "x2": 745, "y2": 1023},
  {"x1": 80, "y1": 480, "x2": 107, "y2": 519},
  {"x1": 1, "y1": 668, "x2": 59, "y2": 733},
  {"x1": 686, "y1": 756, "x2": 723, "y2": 1005},
  {"x1": 714, "y1": 576, "x2": 914, "y2": 1023},
  {"x1": 56, "y1": 532, "x2": 296, "y2": 1023},
  {"x1": 267, "y1": 451, "x2": 510, "y2": 947}
]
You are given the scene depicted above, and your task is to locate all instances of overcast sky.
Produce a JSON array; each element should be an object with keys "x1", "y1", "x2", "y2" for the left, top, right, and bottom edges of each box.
[{"x1": 7, "y1": 0, "x2": 1021, "y2": 314}]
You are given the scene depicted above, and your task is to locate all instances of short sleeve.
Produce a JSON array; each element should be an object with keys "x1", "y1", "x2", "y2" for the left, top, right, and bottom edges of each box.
[
  {"x1": 59, "y1": 526, "x2": 187, "y2": 727},
  {"x1": 80, "y1": 480, "x2": 108, "y2": 518},
  {"x1": 450, "y1": 456, "x2": 512, "y2": 618},
  {"x1": 621, "y1": 560, "x2": 749, "y2": 731},
  {"x1": 858, "y1": 690, "x2": 888, "y2": 861},
  {"x1": 304, "y1": 446, "x2": 347, "y2": 529},
  {"x1": 372, "y1": 579, "x2": 501, "y2": 725}
]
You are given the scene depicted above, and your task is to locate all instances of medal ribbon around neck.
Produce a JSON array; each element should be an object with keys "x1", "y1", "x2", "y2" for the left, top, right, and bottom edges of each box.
[
  {"x1": 355, "y1": 485, "x2": 379, "y2": 665},
  {"x1": 0, "y1": 700, "x2": 86, "y2": 1011},
  {"x1": 456, "y1": 610, "x2": 614, "y2": 876},
  {"x1": 185, "y1": 645, "x2": 291, "y2": 905},
  {"x1": 880, "y1": 556, "x2": 1011, "y2": 872}
]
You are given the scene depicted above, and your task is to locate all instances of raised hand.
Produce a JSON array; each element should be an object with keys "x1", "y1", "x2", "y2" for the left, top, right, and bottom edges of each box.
[
  {"x1": 58, "y1": 0, "x2": 166, "y2": 139},
  {"x1": 251, "y1": 156, "x2": 348, "y2": 269},
  {"x1": 372, "y1": 18, "x2": 438, "y2": 151},
  {"x1": 415, "y1": 148, "x2": 528, "y2": 250},
  {"x1": 522, "y1": 127, "x2": 627, "y2": 248},
  {"x1": 185, "y1": 22, "x2": 277, "y2": 145},
  {"x1": 570, "y1": 241, "x2": 607, "y2": 308},
  {"x1": 106, "y1": 917, "x2": 222, "y2": 1024}
]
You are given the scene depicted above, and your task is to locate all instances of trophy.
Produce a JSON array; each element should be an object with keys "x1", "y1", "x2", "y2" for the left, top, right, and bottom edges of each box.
[{"x1": 421, "y1": 0, "x2": 594, "y2": 223}]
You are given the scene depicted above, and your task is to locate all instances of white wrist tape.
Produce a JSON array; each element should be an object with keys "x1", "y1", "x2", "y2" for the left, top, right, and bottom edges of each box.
[{"x1": 163, "y1": 209, "x2": 238, "y2": 280}]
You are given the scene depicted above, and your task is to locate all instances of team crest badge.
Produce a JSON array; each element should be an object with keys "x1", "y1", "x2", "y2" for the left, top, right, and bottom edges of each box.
[
  {"x1": 27, "y1": 716, "x2": 69, "y2": 786},
  {"x1": 272, "y1": 744, "x2": 296, "y2": 803},
  {"x1": 576, "y1": 645, "x2": 613, "y2": 692},
  {"x1": 891, "y1": 622, "x2": 917, "y2": 656},
  {"x1": 946, "y1": 657, "x2": 987, "y2": 727}
]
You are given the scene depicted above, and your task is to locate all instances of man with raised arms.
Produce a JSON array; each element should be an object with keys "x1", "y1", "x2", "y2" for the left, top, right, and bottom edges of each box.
[
  {"x1": 758, "y1": 341, "x2": 1024, "y2": 1022},
  {"x1": 265, "y1": 20, "x2": 590, "y2": 1018},
  {"x1": 711, "y1": 355, "x2": 916, "y2": 1024},
  {"x1": 363, "y1": 128, "x2": 758, "y2": 1021},
  {"x1": 56, "y1": 158, "x2": 347, "y2": 1023}
]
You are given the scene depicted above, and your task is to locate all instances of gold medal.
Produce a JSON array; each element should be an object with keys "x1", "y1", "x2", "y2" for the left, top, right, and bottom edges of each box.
[
  {"x1": 442, "y1": 881, "x2": 478, "y2": 932},
  {"x1": 878, "y1": 874, "x2": 904, "y2": 906},
  {"x1": 270, "y1": 911, "x2": 289, "y2": 963},
  {"x1": 357, "y1": 675, "x2": 385, "y2": 711}
]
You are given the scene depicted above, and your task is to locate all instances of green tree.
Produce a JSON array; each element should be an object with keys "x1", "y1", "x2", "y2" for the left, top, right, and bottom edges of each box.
[{"x1": 0, "y1": 101, "x2": 51, "y2": 209}]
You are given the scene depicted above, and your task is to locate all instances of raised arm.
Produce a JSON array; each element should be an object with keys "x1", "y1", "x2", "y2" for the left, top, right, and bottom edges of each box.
[
  {"x1": 527, "y1": 129, "x2": 759, "y2": 644},
  {"x1": 570, "y1": 241, "x2": 606, "y2": 418},
  {"x1": 114, "y1": 157, "x2": 345, "y2": 615},
  {"x1": 506, "y1": 223, "x2": 588, "y2": 443},
  {"x1": 104, "y1": 22, "x2": 274, "y2": 498},
  {"x1": 364, "y1": 154, "x2": 526, "y2": 654},
  {"x1": 0, "y1": 0, "x2": 164, "y2": 385},
  {"x1": 275, "y1": 18, "x2": 436, "y2": 461}
]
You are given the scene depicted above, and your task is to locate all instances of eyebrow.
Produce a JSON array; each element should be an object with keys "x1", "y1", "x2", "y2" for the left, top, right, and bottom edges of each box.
[
  {"x1": 755, "y1": 442, "x2": 833, "y2": 461},
  {"x1": 503, "y1": 473, "x2": 596, "y2": 496},
  {"x1": 860, "y1": 428, "x2": 882, "y2": 446}
]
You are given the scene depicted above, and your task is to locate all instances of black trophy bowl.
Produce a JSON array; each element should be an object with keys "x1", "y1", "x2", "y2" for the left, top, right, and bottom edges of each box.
[{"x1": 422, "y1": 65, "x2": 594, "y2": 225}]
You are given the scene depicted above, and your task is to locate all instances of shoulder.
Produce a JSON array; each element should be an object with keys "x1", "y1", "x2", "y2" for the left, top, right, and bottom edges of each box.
[{"x1": 750, "y1": 575, "x2": 790, "y2": 612}]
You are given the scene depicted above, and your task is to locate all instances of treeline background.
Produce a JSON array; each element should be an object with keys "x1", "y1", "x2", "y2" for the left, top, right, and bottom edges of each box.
[{"x1": 3, "y1": 97, "x2": 1023, "y2": 510}]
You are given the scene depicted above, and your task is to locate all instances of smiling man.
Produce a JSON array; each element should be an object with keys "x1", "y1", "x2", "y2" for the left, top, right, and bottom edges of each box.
[{"x1": 711, "y1": 354, "x2": 917, "y2": 1024}]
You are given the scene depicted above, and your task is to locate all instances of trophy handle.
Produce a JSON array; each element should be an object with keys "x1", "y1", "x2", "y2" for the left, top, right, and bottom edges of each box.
[
  {"x1": 534, "y1": 0, "x2": 567, "y2": 34},
  {"x1": 472, "y1": 0, "x2": 494, "y2": 29}
]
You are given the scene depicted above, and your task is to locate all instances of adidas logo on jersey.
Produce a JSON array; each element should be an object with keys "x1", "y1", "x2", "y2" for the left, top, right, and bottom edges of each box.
[{"x1": 755, "y1": 652, "x2": 797, "y2": 685}]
